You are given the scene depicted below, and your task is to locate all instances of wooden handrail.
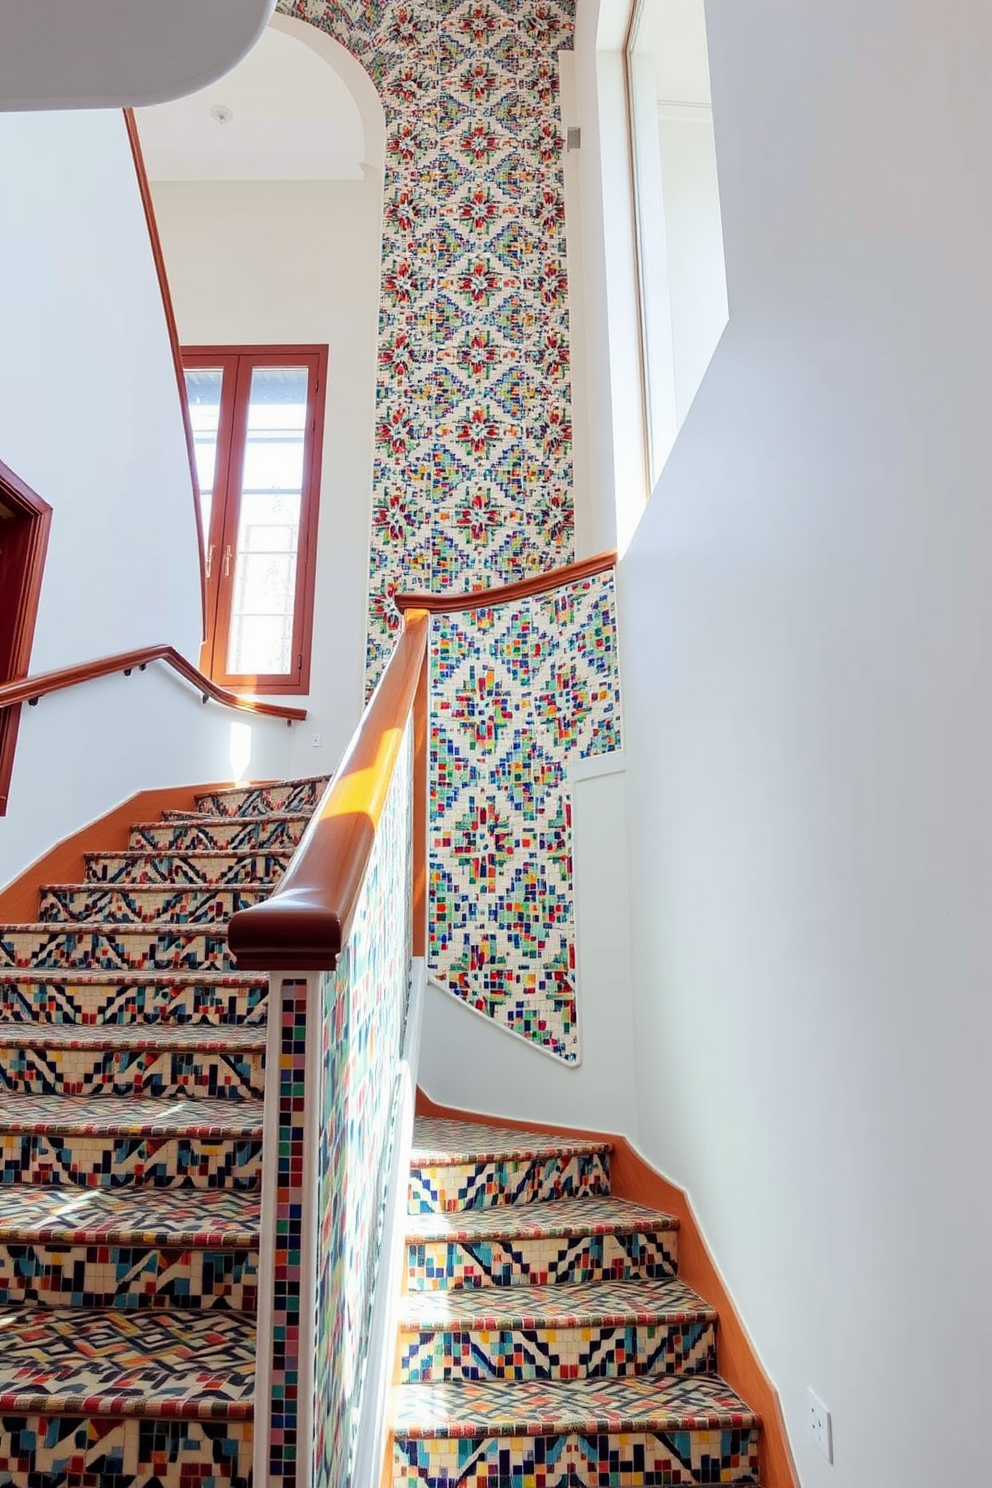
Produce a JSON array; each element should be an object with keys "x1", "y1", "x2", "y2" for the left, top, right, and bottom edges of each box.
[
  {"x1": 228, "y1": 610, "x2": 429, "y2": 971},
  {"x1": 123, "y1": 108, "x2": 209, "y2": 644},
  {"x1": 0, "y1": 645, "x2": 306, "y2": 722},
  {"x1": 394, "y1": 550, "x2": 617, "y2": 614}
]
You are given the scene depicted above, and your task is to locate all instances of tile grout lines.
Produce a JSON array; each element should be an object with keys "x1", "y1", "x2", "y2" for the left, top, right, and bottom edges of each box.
[
  {"x1": 392, "y1": 1116, "x2": 763, "y2": 1485},
  {"x1": 0, "y1": 771, "x2": 329, "y2": 1487}
]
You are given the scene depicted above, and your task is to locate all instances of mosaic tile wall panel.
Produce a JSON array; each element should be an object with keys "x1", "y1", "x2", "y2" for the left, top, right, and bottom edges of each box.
[
  {"x1": 428, "y1": 569, "x2": 622, "y2": 1060},
  {"x1": 312, "y1": 722, "x2": 413, "y2": 1488},
  {"x1": 279, "y1": 0, "x2": 578, "y2": 689}
]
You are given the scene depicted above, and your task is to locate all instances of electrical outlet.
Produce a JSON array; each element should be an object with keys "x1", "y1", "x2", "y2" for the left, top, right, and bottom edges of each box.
[
  {"x1": 807, "y1": 1387, "x2": 833, "y2": 1462},
  {"x1": 310, "y1": 732, "x2": 322, "y2": 748}
]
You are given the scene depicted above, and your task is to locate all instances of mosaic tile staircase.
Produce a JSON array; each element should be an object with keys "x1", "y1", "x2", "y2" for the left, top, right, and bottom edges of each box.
[
  {"x1": 394, "y1": 1118, "x2": 762, "y2": 1486},
  {"x1": 0, "y1": 773, "x2": 328, "y2": 1488}
]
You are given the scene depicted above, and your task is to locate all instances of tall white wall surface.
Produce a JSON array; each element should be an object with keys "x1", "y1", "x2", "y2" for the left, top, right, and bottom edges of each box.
[
  {"x1": 0, "y1": 111, "x2": 296, "y2": 883},
  {"x1": 618, "y1": 2, "x2": 992, "y2": 1483},
  {"x1": 151, "y1": 172, "x2": 383, "y2": 776}
]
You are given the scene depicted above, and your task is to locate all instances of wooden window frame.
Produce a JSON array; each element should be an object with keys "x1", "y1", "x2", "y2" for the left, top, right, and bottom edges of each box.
[
  {"x1": 0, "y1": 460, "x2": 52, "y2": 814},
  {"x1": 184, "y1": 344, "x2": 327, "y2": 696}
]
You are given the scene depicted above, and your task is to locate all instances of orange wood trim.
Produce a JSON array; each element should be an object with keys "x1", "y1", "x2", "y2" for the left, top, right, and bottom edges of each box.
[
  {"x1": 414, "y1": 1090, "x2": 800, "y2": 1488},
  {"x1": 412, "y1": 647, "x2": 428, "y2": 958},
  {"x1": 122, "y1": 108, "x2": 208, "y2": 643},
  {"x1": 0, "y1": 780, "x2": 231, "y2": 920},
  {"x1": 0, "y1": 644, "x2": 307, "y2": 721},
  {"x1": 394, "y1": 551, "x2": 618, "y2": 614},
  {"x1": 229, "y1": 611, "x2": 429, "y2": 971},
  {"x1": 0, "y1": 460, "x2": 53, "y2": 816}
]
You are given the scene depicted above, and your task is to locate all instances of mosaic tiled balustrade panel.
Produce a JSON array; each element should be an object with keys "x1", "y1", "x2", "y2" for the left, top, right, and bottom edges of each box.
[
  {"x1": 280, "y1": 0, "x2": 577, "y2": 689},
  {"x1": 428, "y1": 570, "x2": 622, "y2": 1061},
  {"x1": 307, "y1": 724, "x2": 413, "y2": 1488}
]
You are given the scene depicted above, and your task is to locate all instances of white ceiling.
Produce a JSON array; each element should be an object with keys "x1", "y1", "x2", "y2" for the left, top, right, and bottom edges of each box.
[
  {"x1": 0, "y1": 0, "x2": 275, "y2": 110},
  {"x1": 136, "y1": 23, "x2": 366, "y2": 183}
]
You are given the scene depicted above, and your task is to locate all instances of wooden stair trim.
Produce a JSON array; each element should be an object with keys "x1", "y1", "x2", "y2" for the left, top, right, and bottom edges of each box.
[
  {"x1": 0, "y1": 782, "x2": 231, "y2": 921},
  {"x1": 414, "y1": 1088, "x2": 800, "y2": 1488}
]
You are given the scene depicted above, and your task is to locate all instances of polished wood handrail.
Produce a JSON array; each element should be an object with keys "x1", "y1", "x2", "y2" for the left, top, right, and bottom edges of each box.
[
  {"x1": 0, "y1": 645, "x2": 306, "y2": 722},
  {"x1": 123, "y1": 108, "x2": 208, "y2": 643},
  {"x1": 394, "y1": 550, "x2": 617, "y2": 614},
  {"x1": 229, "y1": 610, "x2": 429, "y2": 971}
]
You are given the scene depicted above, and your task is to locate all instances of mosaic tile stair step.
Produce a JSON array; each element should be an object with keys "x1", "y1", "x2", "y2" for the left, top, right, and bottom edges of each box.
[
  {"x1": 0, "y1": 1412, "x2": 252, "y2": 1488},
  {"x1": 0, "y1": 1023, "x2": 265, "y2": 1100},
  {"x1": 194, "y1": 773, "x2": 329, "y2": 817},
  {"x1": 0, "y1": 970, "x2": 268, "y2": 1025},
  {"x1": 406, "y1": 1197, "x2": 679, "y2": 1291},
  {"x1": 0, "y1": 1186, "x2": 259, "y2": 1310},
  {"x1": 85, "y1": 849, "x2": 292, "y2": 886},
  {"x1": 0, "y1": 922, "x2": 240, "y2": 973},
  {"x1": 37, "y1": 883, "x2": 270, "y2": 925},
  {"x1": 409, "y1": 1117, "x2": 612, "y2": 1213},
  {"x1": 128, "y1": 812, "x2": 310, "y2": 853},
  {"x1": 398, "y1": 1276, "x2": 718, "y2": 1384},
  {"x1": 0, "y1": 1094, "x2": 263, "y2": 1189},
  {"x1": 0, "y1": 1305, "x2": 254, "y2": 1415},
  {"x1": 392, "y1": 1374, "x2": 761, "y2": 1486}
]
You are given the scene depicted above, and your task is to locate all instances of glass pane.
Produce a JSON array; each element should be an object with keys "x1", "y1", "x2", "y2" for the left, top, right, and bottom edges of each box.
[
  {"x1": 183, "y1": 367, "x2": 223, "y2": 541},
  {"x1": 226, "y1": 365, "x2": 308, "y2": 677}
]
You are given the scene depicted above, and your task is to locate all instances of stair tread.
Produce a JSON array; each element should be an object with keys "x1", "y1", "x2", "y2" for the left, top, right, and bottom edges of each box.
[
  {"x1": 0, "y1": 969, "x2": 264, "y2": 985},
  {"x1": 0, "y1": 1092, "x2": 263, "y2": 1135},
  {"x1": 0, "y1": 1184, "x2": 259, "y2": 1243},
  {"x1": 399, "y1": 1276, "x2": 713, "y2": 1329},
  {"x1": 0, "y1": 1023, "x2": 265, "y2": 1050},
  {"x1": 412, "y1": 1116, "x2": 611, "y2": 1164},
  {"x1": 0, "y1": 1307, "x2": 254, "y2": 1419},
  {"x1": 393, "y1": 1372, "x2": 757, "y2": 1436},
  {"x1": 407, "y1": 1196, "x2": 678, "y2": 1242},
  {"x1": 157, "y1": 811, "x2": 312, "y2": 824}
]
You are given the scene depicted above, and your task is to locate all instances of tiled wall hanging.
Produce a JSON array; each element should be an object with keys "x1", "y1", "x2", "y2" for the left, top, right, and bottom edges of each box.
[
  {"x1": 281, "y1": 0, "x2": 577, "y2": 688},
  {"x1": 429, "y1": 569, "x2": 621, "y2": 1062},
  {"x1": 313, "y1": 722, "x2": 413, "y2": 1488}
]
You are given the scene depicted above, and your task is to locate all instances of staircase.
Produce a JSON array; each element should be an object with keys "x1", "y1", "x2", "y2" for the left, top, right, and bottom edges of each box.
[
  {"x1": 394, "y1": 1118, "x2": 762, "y2": 1486},
  {"x1": 0, "y1": 773, "x2": 327, "y2": 1488}
]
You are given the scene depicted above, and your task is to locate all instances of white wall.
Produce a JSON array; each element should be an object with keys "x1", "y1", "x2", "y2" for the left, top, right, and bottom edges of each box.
[
  {"x1": 618, "y1": 1, "x2": 992, "y2": 1483},
  {"x1": 0, "y1": 110, "x2": 297, "y2": 882},
  {"x1": 151, "y1": 172, "x2": 382, "y2": 776}
]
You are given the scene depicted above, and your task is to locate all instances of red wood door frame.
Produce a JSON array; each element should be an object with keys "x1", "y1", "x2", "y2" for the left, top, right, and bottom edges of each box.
[{"x1": 0, "y1": 460, "x2": 52, "y2": 813}]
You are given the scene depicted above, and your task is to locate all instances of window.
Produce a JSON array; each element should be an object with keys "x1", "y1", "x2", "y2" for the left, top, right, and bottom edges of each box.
[
  {"x1": 182, "y1": 346, "x2": 327, "y2": 694},
  {"x1": 0, "y1": 459, "x2": 52, "y2": 814}
]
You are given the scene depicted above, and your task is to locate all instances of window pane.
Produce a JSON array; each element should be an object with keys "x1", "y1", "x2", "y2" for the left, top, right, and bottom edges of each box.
[
  {"x1": 183, "y1": 367, "x2": 224, "y2": 541},
  {"x1": 226, "y1": 366, "x2": 308, "y2": 677}
]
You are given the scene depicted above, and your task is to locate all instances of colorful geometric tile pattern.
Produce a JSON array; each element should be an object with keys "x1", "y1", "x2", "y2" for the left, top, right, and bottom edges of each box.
[
  {"x1": 194, "y1": 775, "x2": 329, "y2": 817},
  {"x1": 427, "y1": 570, "x2": 622, "y2": 1060},
  {"x1": 85, "y1": 850, "x2": 292, "y2": 885},
  {"x1": 279, "y1": 0, "x2": 578, "y2": 689},
  {"x1": 128, "y1": 813, "x2": 310, "y2": 853},
  {"x1": 0, "y1": 1030, "x2": 264, "y2": 1099},
  {"x1": 396, "y1": 1119, "x2": 762, "y2": 1486},
  {"x1": 311, "y1": 721, "x2": 413, "y2": 1488},
  {"x1": 0, "y1": 1414, "x2": 254, "y2": 1488},
  {"x1": 37, "y1": 883, "x2": 268, "y2": 924},
  {"x1": 0, "y1": 970, "x2": 268, "y2": 1025},
  {"x1": 409, "y1": 1149, "x2": 611, "y2": 1214}
]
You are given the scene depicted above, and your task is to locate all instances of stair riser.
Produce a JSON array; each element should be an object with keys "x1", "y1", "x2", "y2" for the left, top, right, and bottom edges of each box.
[
  {"x1": 37, "y1": 887, "x2": 267, "y2": 925},
  {"x1": 0, "y1": 1135, "x2": 261, "y2": 1189},
  {"x1": 399, "y1": 1318, "x2": 718, "y2": 1383},
  {"x1": 130, "y1": 819, "x2": 306, "y2": 852},
  {"x1": 0, "y1": 928, "x2": 237, "y2": 973},
  {"x1": 0, "y1": 1244, "x2": 257, "y2": 1310},
  {"x1": 406, "y1": 1231, "x2": 679, "y2": 1291},
  {"x1": 195, "y1": 778, "x2": 327, "y2": 816},
  {"x1": 394, "y1": 1427, "x2": 760, "y2": 1486},
  {"x1": 409, "y1": 1153, "x2": 611, "y2": 1214},
  {"x1": 0, "y1": 1049, "x2": 264, "y2": 1100},
  {"x1": 85, "y1": 853, "x2": 289, "y2": 886},
  {"x1": 0, "y1": 979, "x2": 267, "y2": 1026},
  {"x1": 0, "y1": 1416, "x2": 252, "y2": 1488}
]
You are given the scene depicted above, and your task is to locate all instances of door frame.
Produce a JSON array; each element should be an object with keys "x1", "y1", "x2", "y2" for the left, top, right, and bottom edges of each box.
[{"x1": 0, "y1": 459, "x2": 53, "y2": 813}]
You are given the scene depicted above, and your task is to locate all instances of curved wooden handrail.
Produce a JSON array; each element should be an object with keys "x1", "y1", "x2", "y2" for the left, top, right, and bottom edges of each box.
[
  {"x1": 394, "y1": 550, "x2": 617, "y2": 614},
  {"x1": 123, "y1": 108, "x2": 209, "y2": 643},
  {"x1": 0, "y1": 645, "x2": 306, "y2": 722},
  {"x1": 229, "y1": 610, "x2": 429, "y2": 971}
]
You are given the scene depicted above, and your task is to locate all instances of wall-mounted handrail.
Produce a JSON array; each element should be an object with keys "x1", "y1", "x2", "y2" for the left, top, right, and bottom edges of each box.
[
  {"x1": 0, "y1": 644, "x2": 306, "y2": 722},
  {"x1": 122, "y1": 107, "x2": 209, "y2": 644},
  {"x1": 229, "y1": 608, "x2": 429, "y2": 971},
  {"x1": 394, "y1": 550, "x2": 618, "y2": 613}
]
